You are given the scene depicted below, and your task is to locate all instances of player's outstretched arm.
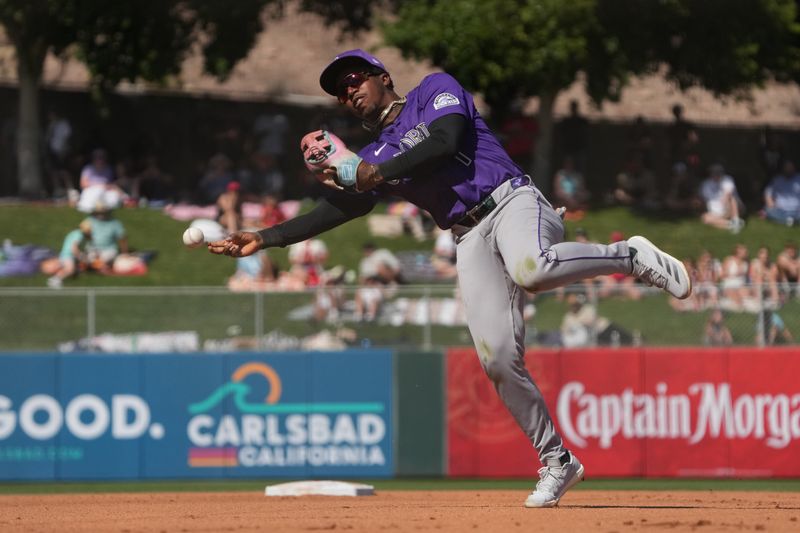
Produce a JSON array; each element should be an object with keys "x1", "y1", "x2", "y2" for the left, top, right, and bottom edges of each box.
[{"x1": 207, "y1": 232, "x2": 263, "y2": 257}]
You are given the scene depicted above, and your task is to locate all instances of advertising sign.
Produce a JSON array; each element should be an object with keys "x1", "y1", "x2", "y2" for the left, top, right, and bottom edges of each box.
[
  {"x1": 0, "y1": 351, "x2": 393, "y2": 480},
  {"x1": 447, "y1": 347, "x2": 800, "y2": 478}
]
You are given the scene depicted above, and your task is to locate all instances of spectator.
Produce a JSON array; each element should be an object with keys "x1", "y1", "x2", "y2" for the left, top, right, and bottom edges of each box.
[
  {"x1": 664, "y1": 162, "x2": 702, "y2": 215},
  {"x1": 719, "y1": 244, "x2": 751, "y2": 310},
  {"x1": 198, "y1": 153, "x2": 234, "y2": 205},
  {"x1": 560, "y1": 293, "x2": 632, "y2": 348},
  {"x1": 703, "y1": 308, "x2": 733, "y2": 346},
  {"x1": 217, "y1": 181, "x2": 243, "y2": 234},
  {"x1": 358, "y1": 242, "x2": 403, "y2": 285},
  {"x1": 670, "y1": 257, "x2": 700, "y2": 312},
  {"x1": 700, "y1": 163, "x2": 745, "y2": 233},
  {"x1": 288, "y1": 238, "x2": 329, "y2": 287},
  {"x1": 560, "y1": 100, "x2": 589, "y2": 173},
  {"x1": 354, "y1": 276, "x2": 385, "y2": 323},
  {"x1": 46, "y1": 220, "x2": 92, "y2": 288},
  {"x1": 79, "y1": 148, "x2": 114, "y2": 190},
  {"x1": 430, "y1": 228, "x2": 458, "y2": 281},
  {"x1": 44, "y1": 110, "x2": 74, "y2": 198},
  {"x1": 760, "y1": 309, "x2": 794, "y2": 345},
  {"x1": 260, "y1": 195, "x2": 287, "y2": 229},
  {"x1": 596, "y1": 231, "x2": 642, "y2": 300},
  {"x1": 749, "y1": 246, "x2": 780, "y2": 308},
  {"x1": 227, "y1": 248, "x2": 278, "y2": 291},
  {"x1": 612, "y1": 151, "x2": 658, "y2": 210},
  {"x1": 83, "y1": 203, "x2": 128, "y2": 274},
  {"x1": 313, "y1": 267, "x2": 346, "y2": 323},
  {"x1": 776, "y1": 242, "x2": 799, "y2": 297},
  {"x1": 552, "y1": 156, "x2": 590, "y2": 216},
  {"x1": 763, "y1": 159, "x2": 800, "y2": 227},
  {"x1": 560, "y1": 293, "x2": 600, "y2": 347},
  {"x1": 694, "y1": 250, "x2": 721, "y2": 310}
]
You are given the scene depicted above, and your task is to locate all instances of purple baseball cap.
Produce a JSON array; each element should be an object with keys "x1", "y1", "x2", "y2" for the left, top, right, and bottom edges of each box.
[{"x1": 319, "y1": 49, "x2": 388, "y2": 96}]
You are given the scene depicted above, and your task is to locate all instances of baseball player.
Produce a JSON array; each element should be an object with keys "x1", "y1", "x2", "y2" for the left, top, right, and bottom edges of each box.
[{"x1": 209, "y1": 49, "x2": 692, "y2": 507}]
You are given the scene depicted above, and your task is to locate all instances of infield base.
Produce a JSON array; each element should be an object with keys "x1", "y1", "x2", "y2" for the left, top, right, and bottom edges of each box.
[{"x1": 265, "y1": 480, "x2": 375, "y2": 497}]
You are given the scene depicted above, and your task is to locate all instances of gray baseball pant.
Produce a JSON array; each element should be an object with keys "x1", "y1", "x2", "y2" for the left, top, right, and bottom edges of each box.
[{"x1": 453, "y1": 180, "x2": 632, "y2": 466}]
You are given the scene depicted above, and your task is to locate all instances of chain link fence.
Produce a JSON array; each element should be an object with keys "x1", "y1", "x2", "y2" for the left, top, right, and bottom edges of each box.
[{"x1": 1, "y1": 283, "x2": 796, "y2": 352}]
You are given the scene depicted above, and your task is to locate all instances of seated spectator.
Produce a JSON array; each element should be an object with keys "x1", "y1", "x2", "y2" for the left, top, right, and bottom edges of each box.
[
  {"x1": 354, "y1": 276, "x2": 385, "y2": 322},
  {"x1": 694, "y1": 249, "x2": 721, "y2": 310},
  {"x1": 552, "y1": 156, "x2": 590, "y2": 216},
  {"x1": 46, "y1": 220, "x2": 92, "y2": 288},
  {"x1": 560, "y1": 293, "x2": 633, "y2": 348},
  {"x1": 761, "y1": 309, "x2": 794, "y2": 345},
  {"x1": 700, "y1": 163, "x2": 745, "y2": 233},
  {"x1": 217, "y1": 181, "x2": 243, "y2": 234},
  {"x1": 260, "y1": 195, "x2": 287, "y2": 229},
  {"x1": 763, "y1": 159, "x2": 800, "y2": 227},
  {"x1": 227, "y1": 248, "x2": 278, "y2": 291},
  {"x1": 430, "y1": 228, "x2": 457, "y2": 281},
  {"x1": 670, "y1": 257, "x2": 700, "y2": 312},
  {"x1": 198, "y1": 153, "x2": 234, "y2": 205},
  {"x1": 664, "y1": 162, "x2": 702, "y2": 214},
  {"x1": 359, "y1": 243, "x2": 403, "y2": 285},
  {"x1": 288, "y1": 238, "x2": 329, "y2": 287},
  {"x1": 83, "y1": 203, "x2": 128, "y2": 274},
  {"x1": 612, "y1": 151, "x2": 658, "y2": 210},
  {"x1": 749, "y1": 246, "x2": 780, "y2": 308},
  {"x1": 79, "y1": 148, "x2": 114, "y2": 190},
  {"x1": 596, "y1": 231, "x2": 642, "y2": 300},
  {"x1": 719, "y1": 244, "x2": 751, "y2": 310},
  {"x1": 703, "y1": 308, "x2": 733, "y2": 346},
  {"x1": 776, "y1": 242, "x2": 799, "y2": 298},
  {"x1": 313, "y1": 267, "x2": 346, "y2": 323}
]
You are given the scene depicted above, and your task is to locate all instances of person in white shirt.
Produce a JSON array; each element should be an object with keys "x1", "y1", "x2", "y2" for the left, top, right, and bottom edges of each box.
[{"x1": 700, "y1": 164, "x2": 745, "y2": 233}]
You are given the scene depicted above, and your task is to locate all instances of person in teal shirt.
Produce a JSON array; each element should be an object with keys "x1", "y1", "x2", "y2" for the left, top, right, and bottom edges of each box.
[
  {"x1": 84, "y1": 205, "x2": 128, "y2": 272},
  {"x1": 47, "y1": 220, "x2": 92, "y2": 288}
]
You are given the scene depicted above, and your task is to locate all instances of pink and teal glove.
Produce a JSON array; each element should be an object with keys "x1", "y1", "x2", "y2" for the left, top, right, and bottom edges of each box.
[{"x1": 300, "y1": 130, "x2": 362, "y2": 189}]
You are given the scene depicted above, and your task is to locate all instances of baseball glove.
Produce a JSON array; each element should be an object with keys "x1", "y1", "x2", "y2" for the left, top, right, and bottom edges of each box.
[{"x1": 300, "y1": 130, "x2": 362, "y2": 192}]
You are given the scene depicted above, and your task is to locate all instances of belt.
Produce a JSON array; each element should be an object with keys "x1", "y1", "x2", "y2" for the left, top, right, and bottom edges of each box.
[{"x1": 455, "y1": 175, "x2": 531, "y2": 227}]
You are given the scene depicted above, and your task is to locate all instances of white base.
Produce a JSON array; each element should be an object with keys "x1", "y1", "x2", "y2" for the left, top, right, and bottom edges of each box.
[{"x1": 265, "y1": 480, "x2": 375, "y2": 497}]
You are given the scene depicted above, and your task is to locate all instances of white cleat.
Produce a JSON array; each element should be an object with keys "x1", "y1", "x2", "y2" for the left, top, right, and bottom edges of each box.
[
  {"x1": 627, "y1": 235, "x2": 692, "y2": 300},
  {"x1": 524, "y1": 452, "x2": 585, "y2": 508}
]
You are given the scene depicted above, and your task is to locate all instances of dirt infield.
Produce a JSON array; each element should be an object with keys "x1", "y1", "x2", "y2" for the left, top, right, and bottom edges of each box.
[{"x1": 2, "y1": 490, "x2": 800, "y2": 532}]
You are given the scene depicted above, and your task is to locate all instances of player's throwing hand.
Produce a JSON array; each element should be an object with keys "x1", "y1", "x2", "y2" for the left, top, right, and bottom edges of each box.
[{"x1": 207, "y1": 231, "x2": 263, "y2": 257}]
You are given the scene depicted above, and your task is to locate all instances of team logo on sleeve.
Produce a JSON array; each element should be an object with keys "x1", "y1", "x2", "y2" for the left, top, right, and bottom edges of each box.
[{"x1": 433, "y1": 92, "x2": 460, "y2": 110}]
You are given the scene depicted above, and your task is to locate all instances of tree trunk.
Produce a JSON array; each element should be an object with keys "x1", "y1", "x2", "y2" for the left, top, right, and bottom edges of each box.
[
  {"x1": 533, "y1": 91, "x2": 556, "y2": 196},
  {"x1": 16, "y1": 55, "x2": 45, "y2": 198}
]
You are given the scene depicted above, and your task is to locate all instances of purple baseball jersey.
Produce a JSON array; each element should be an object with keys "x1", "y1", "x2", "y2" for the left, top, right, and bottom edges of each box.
[{"x1": 357, "y1": 73, "x2": 525, "y2": 228}]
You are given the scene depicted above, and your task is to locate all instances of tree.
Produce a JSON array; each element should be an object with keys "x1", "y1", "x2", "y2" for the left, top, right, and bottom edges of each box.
[
  {"x1": 0, "y1": 0, "x2": 279, "y2": 197},
  {"x1": 382, "y1": 0, "x2": 800, "y2": 190}
]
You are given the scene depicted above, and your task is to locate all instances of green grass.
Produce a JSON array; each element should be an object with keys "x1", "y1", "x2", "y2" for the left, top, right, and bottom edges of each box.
[
  {"x1": 2, "y1": 203, "x2": 799, "y2": 350},
  {"x1": 2, "y1": 478, "x2": 800, "y2": 495},
  {"x1": 2, "y1": 203, "x2": 799, "y2": 288}
]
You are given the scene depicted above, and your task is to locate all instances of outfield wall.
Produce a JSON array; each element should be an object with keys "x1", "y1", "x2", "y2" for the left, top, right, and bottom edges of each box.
[{"x1": 2, "y1": 348, "x2": 799, "y2": 480}]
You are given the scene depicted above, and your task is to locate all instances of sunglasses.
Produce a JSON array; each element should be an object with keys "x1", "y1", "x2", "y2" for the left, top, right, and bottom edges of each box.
[{"x1": 336, "y1": 72, "x2": 377, "y2": 104}]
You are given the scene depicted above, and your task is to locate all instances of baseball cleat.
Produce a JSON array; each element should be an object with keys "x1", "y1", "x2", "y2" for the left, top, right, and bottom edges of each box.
[
  {"x1": 524, "y1": 451, "x2": 584, "y2": 508},
  {"x1": 627, "y1": 235, "x2": 692, "y2": 300}
]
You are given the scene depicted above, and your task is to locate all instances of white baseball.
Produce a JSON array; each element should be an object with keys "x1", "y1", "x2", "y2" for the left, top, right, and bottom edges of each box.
[{"x1": 182, "y1": 227, "x2": 205, "y2": 248}]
